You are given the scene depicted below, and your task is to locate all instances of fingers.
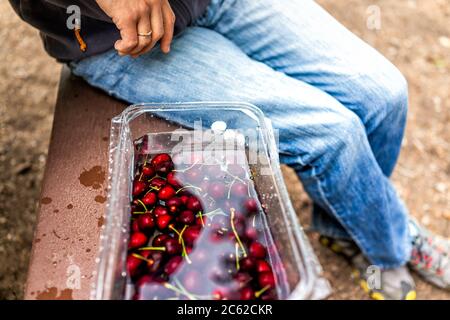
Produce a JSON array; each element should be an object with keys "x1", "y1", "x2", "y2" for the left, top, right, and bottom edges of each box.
[
  {"x1": 149, "y1": 3, "x2": 165, "y2": 51},
  {"x1": 129, "y1": 12, "x2": 153, "y2": 56},
  {"x1": 114, "y1": 14, "x2": 139, "y2": 55},
  {"x1": 160, "y1": 0, "x2": 175, "y2": 53}
]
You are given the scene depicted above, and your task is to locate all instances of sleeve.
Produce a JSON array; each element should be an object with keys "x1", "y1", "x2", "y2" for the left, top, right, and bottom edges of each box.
[{"x1": 43, "y1": 0, "x2": 112, "y2": 22}]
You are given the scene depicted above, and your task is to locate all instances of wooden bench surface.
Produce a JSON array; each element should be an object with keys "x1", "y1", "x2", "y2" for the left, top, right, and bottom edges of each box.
[{"x1": 25, "y1": 67, "x2": 174, "y2": 299}]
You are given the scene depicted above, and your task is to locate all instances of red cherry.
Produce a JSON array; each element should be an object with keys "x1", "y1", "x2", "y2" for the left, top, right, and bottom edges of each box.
[
  {"x1": 196, "y1": 215, "x2": 207, "y2": 226},
  {"x1": 180, "y1": 195, "x2": 189, "y2": 205},
  {"x1": 152, "y1": 234, "x2": 169, "y2": 247},
  {"x1": 166, "y1": 197, "x2": 183, "y2": 214},
  {"x1": 230, "y1": 182, "x2": 248, "y2": 198},
  {"x1": 177, "y1": 210, "x2": 195, "y2": 225},
  {"x1": 258, "y1": 271, "x2": 275, "y2": 289},
  {"x1": 167, "y1": 171, "x2": 183, "y2": 189},
  {"x1": 155, "y1": 161, "x2": 174, "y2": 175},
  {"x1": 151, "y1": 153, "x2": 172, "y2": 166},
  {"x1": 137, "y1": 213, "x2": 155, "y2": 231},
  {"x1": 132, "y1": 181, "x2": 147, "y2": 197},
  {"x1": 135, "y1": 274, "x2": 153, "y2": 289},
  {"x1": 142, "y1": 192, "x2": 157, "y2": 206},
  {"x1": 142, "y1": 165, "x2": 156, "y2": 178},
  {"x1": 164, "y1": 238, "x2": 181, "y2": 255},
  {"x1": 156, "y1": 215, "x2": 172, "y2": 230},
  {"x1": 129, "y1": 232, "x2": 148, "y2": 249},
  {"x1": 249, "y1": 241, "x2": 267, "y2": 259},
  {"x1": 208, "y1": 182, "x2": 226, "y2": 199},
  {"x1": 256, "y1": 260, "x2": 272, "y2": 273},
  {"x1": 182, "y1": 270, "x2": 201, "y2": 292},
  {"x1": 131, "y1": 219, "x2": 140, "y2": 233},
  {"x1": 186, "y1": 196, "x2": 202, "y2": 212},
  {"x1": 158, "y1": 185, "x2": 176, "y2": 201},
  {"x1": 146, "y1": 251, "x2": 164, "y2": 273},
  {"x1": 243, "y1": 198, "x2": 258, "y2": 213},
  {"x1": 183, "y1": 226, "x2": 201, "y2": 245},
  {"x1": 154, "y1": 206, "x2": 169, "y2": 217},
  {"x1": 240, "y1": 257, "x2": 256, "y2": 272},
  {"x1": 240, "y1": 286, "x2": 255, "y2": 300},
  {"x1": 184, "y1": 168, "x2": 204, "y2": 183},
  {"x1": 245, "y1": 226, "x2": 258, "y2": 241},
  {"x1": 164, "y1": 256, "x2": 183, "y2": 275},
  {"x1": 204, "y1": 164, "x2": 222, "y2": 178},
  {"x1": 127, "y1": 254, "x2": 143, "y2": 277},
  {"x1": 150, "y1": 177, "x2": 167, "y2": 189},
  {"x1": 228, "y1": 164, "x2": 246, "y2": 178}
]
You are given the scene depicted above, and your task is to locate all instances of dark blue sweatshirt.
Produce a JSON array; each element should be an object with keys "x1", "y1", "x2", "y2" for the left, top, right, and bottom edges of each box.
[{"x1": 9, "y1": 0, "x2": 210, "y2": 62}]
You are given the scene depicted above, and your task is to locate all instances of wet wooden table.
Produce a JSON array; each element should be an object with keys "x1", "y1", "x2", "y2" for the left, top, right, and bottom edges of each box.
[{"x1": 25, "y1": 67, "x2": 174, "y2": 299}]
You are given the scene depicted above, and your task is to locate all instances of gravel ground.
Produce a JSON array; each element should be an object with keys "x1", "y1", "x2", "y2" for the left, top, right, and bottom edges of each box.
[{"x1": 0, "y1": 0, "x2": 449, "y2": 299}]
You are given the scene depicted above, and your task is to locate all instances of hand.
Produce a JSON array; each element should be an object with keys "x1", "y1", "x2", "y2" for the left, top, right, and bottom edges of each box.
[{"x1": 96, "y1": 0, "x2": 175, "y2": 57}]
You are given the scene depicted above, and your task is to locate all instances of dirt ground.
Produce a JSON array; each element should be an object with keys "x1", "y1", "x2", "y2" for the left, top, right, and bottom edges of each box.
[{"x1": 0, "y1": 0, "x2": 449, "y2": 300}]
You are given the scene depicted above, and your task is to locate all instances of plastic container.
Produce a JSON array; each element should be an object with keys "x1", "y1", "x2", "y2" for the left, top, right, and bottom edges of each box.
[{"x1": 92, "y1": 102, "x2": 330, "y2": 300}]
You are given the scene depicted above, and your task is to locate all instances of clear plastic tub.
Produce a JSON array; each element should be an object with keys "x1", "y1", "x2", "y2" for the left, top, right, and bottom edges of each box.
[{"x1": 92, "y1": 102, "x2": 330, "y2": 300}]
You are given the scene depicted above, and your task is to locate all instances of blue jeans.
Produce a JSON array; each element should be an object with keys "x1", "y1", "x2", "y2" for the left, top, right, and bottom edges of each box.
[{"x1": 71, "y1": 0, "x2": 411, "y2": 268}]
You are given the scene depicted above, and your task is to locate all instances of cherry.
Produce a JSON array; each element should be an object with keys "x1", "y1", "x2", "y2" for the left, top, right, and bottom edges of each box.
[
  {"x1": 150, "y1": 177, "x2": 167, "y2": 189},
  {"x1": 180, "y1": 195, "x2": 190, "y2": 205},
  {"x1": 167, "y1": 171, "x2": 182, "y2": 189},
  {"x1": 132, "y1": 181, "x2": 147, "y2": 197},
  {"x1": 186, "y1": 196, "x2": 202, "y2": 212},
  {"x1": 227, "y1": 164, "x2": 246, "y2": 177},
  {"x1": 150, "y1": 153, "x2": 172, "y2": 167},
  {"x1": 146, "y1": 251, "x2": 164, "y2": 273},
  {"x1": 158, "y1": 185, "x2": 176, "y2": 201},
  {"x1": 127, "y1": 254, "x2": 143, "y2": 277},
  {"x1": 131, "y1": 219, "x2": 140, "y2": 233},
  {"x1": 212, "y1": 287, "x2": 233, "y2": 300},
  {"x1": 190, "y1": 248, "x2": 208, "y2": 265},
  {"x1": 243, "y1": 198, "x2": 258, "y2": 214},
  {"x1": 177, "y1": 210, "x2": 195, "y2": 225},
  {"x1": 142, "y1": 192, "x2": 157, "y2": 206},
  {"x1": 256, "y1": 260, "x2": 272, "y2": 273},
  {"x1": 152, "y1": 234, "x2": 170, "y2": 247},
  {"x1": 135, "y1": 283, "x2": 174, "y2": 300},
  {"x1": 204, "y1": 164, "x2": 223, "y2": 178},
  {"x1": 234, "y1": 272, "x2": 252, "y2": 286},
  {"x1": 249, "y1": 241, "x2": 267, "y2": 259},
  {"x1": 155, "y1": 161, "x2": 174, "y2": 175},
  {"x1": 211, "y1": 266, "x2": 231, "y2": 283},
  {"x1": 230, "y1": 182, "x2": 248, "y2": 198},
  {"x1": 182, "y1": 270, "x2": 201, "y2": 292},
  {"x1": 164, "y1": 256, "x2": 183, "y2": 275},
  {"x1": 164, "y1": 238, "x2": 181, "y2": 255},
  {"x1": 135, "y1": 274, "x2": 153, "y2": 288},
  {"x1": 142, "y1": 165, "x2": 156, "y2": 178},
  {"x1": 166, "y1": 197, "x2": 183, "y2": 214},
  {"x1": 240, "y1": 286, "x2": 255, "y2": 300},
  {"x1": 129, "y1": 232, "x2": 148, "y2": 249},
  {"x1": 195, "y1": 215, "x2": 207, "y2": 226},
  {"x1": 258, "y1": 271, "x2": 275, "y2": 289},
  {"x1": 153, "y1": 206, "x2": 168, "y2": 217},
  {"x1": 245, "y1": 226, "x2": 258, "y2": 241},
  {"x1": 137, "y1": 213, "x2": 155, "y2": 231},
  {"x1": 156, "y1": 214, "x2": 172, "y2": 230},
  {"x1": 208, "y1": 182, "x2": 227, "y2": 199},
  {"x1": 184, "y1": 167, "x2": 204, "y2": 183},
  {"x1": 183, "y1": 226, "x2": 201, "y2": 245},
  {"x1": 240, "y1": 257, "x2": 256, "y2": 272}
]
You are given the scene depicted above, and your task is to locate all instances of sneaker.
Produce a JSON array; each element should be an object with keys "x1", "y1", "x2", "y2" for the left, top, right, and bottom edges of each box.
[
  {"x1": 408, "y1": 219, "x2": 450, "y2": 290},
  {"x1": 319, "y1": 235, "x2": 416, "y2": 300}
]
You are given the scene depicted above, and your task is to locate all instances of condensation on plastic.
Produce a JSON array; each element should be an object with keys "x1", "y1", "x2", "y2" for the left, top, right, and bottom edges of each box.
[{"x1": 91, "y1": 102, "x2": 331, "y2": 300}]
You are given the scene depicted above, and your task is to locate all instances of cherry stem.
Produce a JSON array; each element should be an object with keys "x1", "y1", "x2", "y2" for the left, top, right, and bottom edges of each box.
[
  {"x1": 198, "y1": 211, "x2": 205, "y2": 226},
  {"x1": 131, "y1": 253, "x2": 153, "y2": 263},
  {"x1": 230, "y1": 208, "x2": 247, "y2": 257},
  {"x1": 235, "y1": 243, "x2": 240, "y2": 271},
  {"x1": 131, "y1": 211, "x2": 145, "y2": 215},
  {"x1": 138, "y1": 246, "x2": 166, "y2": 251},
  {"x1": 164, "y1": 282, "x2": 197, "y2": 300},
  {"x1": 254, "y1": 285, "x2": 271, "y2": 298},
  {"x1": 227, "y1": 179, "x2": 237, "y2": 200},
  {"x1": 169, "y1": 225, "x2": 191, "y2": 264},
  {"x1": 176, "y1": 185, "x2": 202, "y2": 194},
  {"x1": 137, "y1": 199, "x2": 148, "y2": 212},
  {"x1": 172, "y1": 160, "x2": 200, "y2": 173}
]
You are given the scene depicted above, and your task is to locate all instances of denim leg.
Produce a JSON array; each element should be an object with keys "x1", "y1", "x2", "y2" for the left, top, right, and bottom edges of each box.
[
  {"x1": 197, "y1": 0, "x2": 409, "y2": 244},
  {"x1": 72, "y1": 27, "x2": 410, "y2": 268}
]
